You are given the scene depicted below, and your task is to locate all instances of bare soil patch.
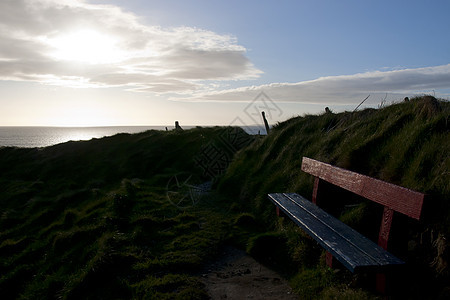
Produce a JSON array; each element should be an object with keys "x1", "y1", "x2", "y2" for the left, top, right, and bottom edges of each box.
[{"x1": 200, "y1": 246, "x2": 298, "y2": 299}]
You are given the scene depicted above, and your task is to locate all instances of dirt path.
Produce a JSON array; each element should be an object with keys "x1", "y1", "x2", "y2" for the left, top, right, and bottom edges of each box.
[{"x1": 200, "y1": 246, "x2": 298, "y2": 299}]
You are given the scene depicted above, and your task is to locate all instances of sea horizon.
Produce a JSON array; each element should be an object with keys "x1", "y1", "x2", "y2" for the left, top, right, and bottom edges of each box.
[{"x1": 0, "y1": 125, "x2": 265, "y2": 148}]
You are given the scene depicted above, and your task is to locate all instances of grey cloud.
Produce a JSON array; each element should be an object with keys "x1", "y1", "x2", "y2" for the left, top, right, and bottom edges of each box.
[
  {"x1": 178, "y1": 64, "x2": 450, "y2": 103},
  {"x1": 0, "y1": 0, "x2": 139, "y2": 37},
  {"x1": 163, "y1": 48, "x2": 261, "y2": 80},
  {"x1": 0, "y1": 40, "x2": 43, "y2": 62},
  {"x1": 89, "y1": 72, "x2": 200, "y2": 93},
  {"x1": 130, "y1": 81, "x2": 200, "y2": 93},
  {"x1": 0, "y1": 57, "x2": 116, "y2": 83}
]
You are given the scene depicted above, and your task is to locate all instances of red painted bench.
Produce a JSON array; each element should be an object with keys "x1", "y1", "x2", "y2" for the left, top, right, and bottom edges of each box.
[{"x1": 268, "y1": 157, "x2": 426, "y2": 293}]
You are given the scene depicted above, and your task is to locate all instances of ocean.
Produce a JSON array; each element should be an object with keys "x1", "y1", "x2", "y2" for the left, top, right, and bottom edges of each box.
[
  {"x1": 0, "y1": 126, "x2": 167, "y2": 148},
  {"x1": 0, "y1": 125, "x2": 264, "y2": 148}
]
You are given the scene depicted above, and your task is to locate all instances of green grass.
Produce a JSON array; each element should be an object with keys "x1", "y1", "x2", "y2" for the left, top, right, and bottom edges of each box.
[{"x1": 0, "y1": 127, "x2": 256, "y2": 299}]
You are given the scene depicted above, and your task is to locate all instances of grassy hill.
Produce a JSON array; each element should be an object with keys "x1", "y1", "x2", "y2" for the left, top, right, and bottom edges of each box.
[
  {"x1": 0, "y1": 96, "x2": 448, "y2": 299},
  {"x1": 0, "y1": 127, "x2": 255, "y2": 299},
  {"x1": 218, "y1": 95, "x2": 449, "y2": 298}
]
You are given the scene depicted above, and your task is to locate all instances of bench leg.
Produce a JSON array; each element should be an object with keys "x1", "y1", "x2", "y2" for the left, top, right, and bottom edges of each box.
[
  {"x1": 376, "y1": 207, "x2": 393, "y2": 295},
  {"x1": 378, "y1": 207, "x2": 394, "y2": 250},
  {"x1": 326, "y1": 251, "x2": 334, "y2": 268},
  {"x1": 376, "y1": 273, "x2": 386, "y2": 294},
  {"x1": 312, "y1": 177, "x2": 321, "y2": 204},
  {"x1": 276, "y1": 206, "x2": 287, "y2": 218}
]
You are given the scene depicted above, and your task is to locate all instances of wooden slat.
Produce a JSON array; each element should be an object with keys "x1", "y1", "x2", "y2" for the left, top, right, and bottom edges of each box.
[
  {"x1": 269, "y1": 193, "x2": 375, "y2": 271},
  {"x1": 301, "y1": 157, "x2": 425, "y2": 220},
  {"x1": 284, "y1": 193, "x2": 404, "y2": 266},
  {"x1": 268, "y1": 193, "x2": 404, "y2": 272}
]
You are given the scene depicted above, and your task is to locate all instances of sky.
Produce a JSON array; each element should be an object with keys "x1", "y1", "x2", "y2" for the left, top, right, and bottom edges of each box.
[{"x1": 1, "y1": 0, "x2": 450, "y2": 127}]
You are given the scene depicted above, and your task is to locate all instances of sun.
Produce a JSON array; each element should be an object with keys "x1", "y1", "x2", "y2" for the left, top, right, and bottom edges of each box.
[{"x1": 47, "y1": 29, "x2": 124, "y2": 64}]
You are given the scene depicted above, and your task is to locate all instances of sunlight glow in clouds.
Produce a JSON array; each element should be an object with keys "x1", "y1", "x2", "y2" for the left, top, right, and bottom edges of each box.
[
  {"x1": 46, "y1": 30, "x2": 123, "y2": 64},
  {"x1": 0, "y1": 0, "x2": 261, "y2": 93}
]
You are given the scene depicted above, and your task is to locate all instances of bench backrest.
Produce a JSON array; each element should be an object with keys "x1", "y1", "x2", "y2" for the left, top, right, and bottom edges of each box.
[
  {"x1": 301, "y1": 157, "x2": 427, "y2": 250},
  {"x1": 301, "y1": 157, "x2": 425, "y2": 220}
]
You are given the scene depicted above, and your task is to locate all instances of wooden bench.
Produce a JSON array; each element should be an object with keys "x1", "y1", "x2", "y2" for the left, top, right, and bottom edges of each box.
[{"x1": 268, "y1": 157, "x2": 426, "y2": 293}]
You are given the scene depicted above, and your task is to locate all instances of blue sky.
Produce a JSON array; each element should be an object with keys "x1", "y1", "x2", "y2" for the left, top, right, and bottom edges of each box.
[{"x1": 1, "y1": 0, "x2": 449, "y2": 126}]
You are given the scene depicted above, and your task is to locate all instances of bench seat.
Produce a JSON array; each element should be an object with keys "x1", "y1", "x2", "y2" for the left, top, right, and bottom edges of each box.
[{"x1": 268, "y1": 193, "x2": 405, "y2": 272}]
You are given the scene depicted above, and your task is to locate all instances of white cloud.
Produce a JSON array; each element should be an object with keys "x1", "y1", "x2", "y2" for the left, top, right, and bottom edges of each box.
[
  {"x1": 0, "y1": 0, "x2": 261, "y2": 92},
  {"x1": 177, "y1": 64, "x2": 450, "y2": 104}
]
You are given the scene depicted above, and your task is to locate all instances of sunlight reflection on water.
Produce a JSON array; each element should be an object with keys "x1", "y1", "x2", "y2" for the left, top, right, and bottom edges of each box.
[{"x1": 0, "y1": 126, "x2": 164, "y2": 148}]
